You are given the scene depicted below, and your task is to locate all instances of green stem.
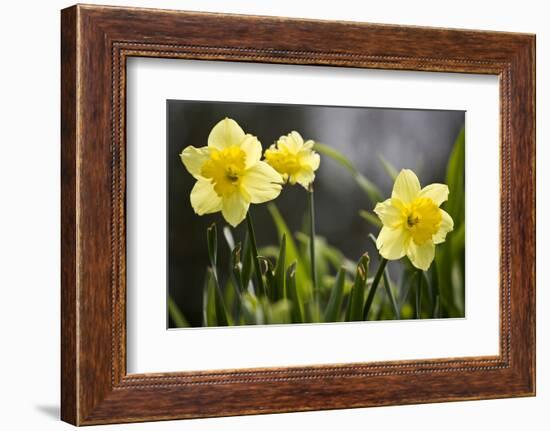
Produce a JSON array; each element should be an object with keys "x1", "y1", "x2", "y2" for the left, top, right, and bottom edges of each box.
[
  {"x1": 363, "y1": 258, "x2": 388, "y2": 320},
  {"x1": 246, "y1": 211, "x2": 267, "y2": 297},
  {"x1": 416, "y1": 270, "x2": 423, "y2": 319},
  {"x1": 308, "y1": 186, "x2": 318, "y2": 302},
  {"x1": 382, "y1": 268, "x2": 400, "y2": 320}
]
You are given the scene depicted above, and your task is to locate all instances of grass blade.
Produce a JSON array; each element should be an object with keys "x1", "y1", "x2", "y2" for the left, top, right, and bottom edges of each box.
[
  {"x1": 231, "y1": 243, "x2": 244, "y2": 294},
  {"x1": 286, "y1": 262, "x2": 304, "y2": 323},
  {"x1": 378, "y1": 154, "x2": 399, "y2": 180},
  {"x1": 267, "y1": 203, "x2": 311, "y2": 299},
  {"x1": 266, "y1": 299, "x2": 292, "y2": 324},
  {"x1": 241, "y1": 233, "x2": 254, "y2": 293},
  {"x1": 324, "y1": 268, "x2": 346, "y2": 322},
  {"x1": 258, "y1": 256, "x2": 275, "y2": 300},
  {"x1": 203, "y1": 269, "x2": 217, "y2": 326},
  {"x1": 246, "y1": 212, "x2": 267, "y2": 297},
  {"x1": 383, "y1": 268, "x2": 400, "y2": 320},
  {"x1": 347, "y1": 254, "x2": 369, "y2": 321},
  {"x1": 363, "y1": 258, "x2": 388, "y2": 320},
  {"x1": 206, "y1": 223, "x2": 218, "y2": 268},
  {"x1": 205, "y1": 225, "x2": 229, "y2": 326},
  {"x1": 273, "y1": 234, "x2": 287, "y2": 300},
  {"x1": 359, "y1": 210, "x2": 383, "y2": 228},
  {"x1": 314, "y1": 142, "x2": 383, "y2": 204},
  {"x1": 168, "y1": 296, "x2": 189, "y2": 328},
  {"x1": 222, "y1": 226, "x2": 235, "y2": 251},
  {"x1": 415, "y1": 270, "x2": 422, "y2": 319}
]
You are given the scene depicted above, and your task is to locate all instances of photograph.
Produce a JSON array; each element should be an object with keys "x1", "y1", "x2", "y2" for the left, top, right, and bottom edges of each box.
[{"x1": 167, "y1": 100, "x2": 465, "y2": 328}]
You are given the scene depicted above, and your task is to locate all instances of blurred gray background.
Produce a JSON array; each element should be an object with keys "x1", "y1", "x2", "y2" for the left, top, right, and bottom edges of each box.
[{"x1": 167, "y1": 100, "x2": 464, "y2": 327}]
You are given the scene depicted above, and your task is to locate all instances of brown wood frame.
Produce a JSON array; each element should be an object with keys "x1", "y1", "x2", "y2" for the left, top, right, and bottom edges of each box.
[{"x1": 61, "y1": 4, "x2": 536, "y2": 426}]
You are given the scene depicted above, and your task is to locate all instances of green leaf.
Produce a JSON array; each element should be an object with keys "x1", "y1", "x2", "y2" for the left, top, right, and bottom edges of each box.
[
  {"x1": 273, "y1": 234, "x2": 287, "y2": 300},
  {"x1": 265, "y1": 299, "x2": 293, "y2": 324},
  {"x1": 286, "y1": 262, "x2": 304, "y2": 323},
  {"x1": 241, "y1": 232, "x2": 254, "y2": 292},
  {"x1": 267, "y1": 203, "x2": 311, "y2": 299},
  {"x1": 257, "y1": 245, "x2": 280, "y2": 258},
  {"x1": 415, "y1": 270, "x2": 423, "y2": 319},
  {"x1": 445, "y1": 126, "x2": 465, "y2": 223},
  {"x1": 203, "y1": 269, "x2": 217, "y2": 326},
  {"x1": 430, "y1": 259, "x2": 440, "y2": 318},
  {"x1": 222, "y1": 226, "x2": 235, "y2": 251},
  {"x1": 378, "y1": 154, "x2": 399, "y2": 180},
  {"x1": 295, "y1": 232, "x2": 355, "y2": 275},
  {"x1": 314, "y1": 142, "x2": 383, "y2": 204},
  {"x1": 258, "y1": 256, "x2": 275, "y2": 300},
  {"x1": 359, "y1": 209, "x2": 383, "y2": 228},
  {"x1": 206, "y1": 223, "x2": 218, "y2": 268},
  {"x1": 296, "y1": 232, "x2": 332, "y2": 281},
  {"x1": 382, "y1": 268, "x2": 400, "y2": 319},
  {"x1": 436, "y1": 126, "x2": 466, "y2": 318},
  {"x1": 363, "y1": 258, "x2": 388, "y2": 320},
  {"x1": 212, "y1": 277, "x2": 229, "y2": 327},
  {"x1": 347, "y1": 254, "x2": 369, "y2": 321},
  {"x1": 168, "y1": 296, "x2": 189, "y2": 328},
  {"x1": 324, "y1": 268, "x2": 346, "y2": 322},
  {"x1": 241, "y1": 292, "x2": 264, "y2": 325},
  {"x1": 205, "y1": 223, "x2": 230, "y2": 326},
  {"x1": 231, "y1": 242, "x2": 244, "y2": 294}
]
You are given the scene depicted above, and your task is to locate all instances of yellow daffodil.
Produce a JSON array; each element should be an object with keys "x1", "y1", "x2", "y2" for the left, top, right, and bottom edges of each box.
[
  {"x1": 374, "y1": 169, "x2": 454, "y2": 270},
  {"x1": 264, "y1": 131, "x2": 320, "y2": 189},
  {"x1": 180, "y1": 118, "x2": 283, "y2": 227}
]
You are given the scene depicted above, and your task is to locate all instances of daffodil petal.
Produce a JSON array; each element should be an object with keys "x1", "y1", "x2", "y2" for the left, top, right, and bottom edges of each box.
[
  {"x1": 241, "y1": 135, "x2": 262, "y2": 169},
  {"x1": 376, "y1": 226, "x2": 409, "y2": 260},
  {"x1": 278, "y1": 131, "x2": 303, "y2": 152},
  {"x1": 407, "y1": 241, "x2": 435, "y2": 271},
  {"x1": 302, "y1": 149, "x2": 320, "y2": 171},
  {"x1": 419, "y1": 183, "x2": 449, "y2": 206},
  {"x1": 292, "y1": 168, "x2": 315, "y2": 189},
  {"x1": 180, "y1": 146, "x2": 210, "y2": 180},
  {"x1": 207, "y1": 118, "x2": 245, "y2": 149},
  {"x1": 303, "y1": 139, "x2": 315, "y2": 151},
  {"x1": 221, "y1": 192, "x2": 250, "y2": 227},
  {"x1": 433, "y1": 209, "x2": 454, "y2": 244},
  {"x1": 190, "y1": 179, "x2": 222, "y2": 215},
  {"x1": 392, "y1": 169, "x2": 421, "y2": 204},
  {"x1": 241, "y1": 161, "x2": 283, "y2": 204},
  {"x1": 374, "y1": 198, "x2": 403, "y2": 228}
]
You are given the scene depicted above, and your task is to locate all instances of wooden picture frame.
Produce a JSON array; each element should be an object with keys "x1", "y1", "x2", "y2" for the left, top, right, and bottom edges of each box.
[{"x1": 61, "y1": 4, "x2": 535, "y2": 425}]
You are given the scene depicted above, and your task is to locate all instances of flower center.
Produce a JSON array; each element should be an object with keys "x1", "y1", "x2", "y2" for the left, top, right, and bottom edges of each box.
[
  {"x1": 264, "y1": 147, "x2": 302, "y2": 177},
  {"x1": 201, "y1": 146, "x2": 246, "y2": 197},
  {"x1": 401, "y1": 197, "x2": 442, "y2": 245}
]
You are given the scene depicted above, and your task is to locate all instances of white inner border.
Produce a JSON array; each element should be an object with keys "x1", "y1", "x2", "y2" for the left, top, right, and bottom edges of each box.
[{"x1": 126, "y1": 58, "x2": 500, "y2": 373}]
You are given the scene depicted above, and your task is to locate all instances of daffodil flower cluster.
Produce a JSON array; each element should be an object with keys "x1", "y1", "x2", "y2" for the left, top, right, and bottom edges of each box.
[{"x1": 180, "y1": 118, "x2": 320, "y2": 227}]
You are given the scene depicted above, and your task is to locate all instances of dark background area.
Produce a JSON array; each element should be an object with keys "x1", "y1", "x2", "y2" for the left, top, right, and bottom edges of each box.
[{"x1": 167, "y1": 100, "x2": 464, "y2": 327}]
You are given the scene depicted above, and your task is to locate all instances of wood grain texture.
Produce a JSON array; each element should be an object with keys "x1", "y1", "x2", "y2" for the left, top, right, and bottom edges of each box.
[{"x1": 60, "y1": 4, "x2": 536, "y2": 425}]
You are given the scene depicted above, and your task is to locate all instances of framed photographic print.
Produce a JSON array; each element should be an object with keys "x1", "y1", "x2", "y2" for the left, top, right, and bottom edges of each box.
[{"x1": 61, "y1": 4, "x2": 535, "y2": 425}]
